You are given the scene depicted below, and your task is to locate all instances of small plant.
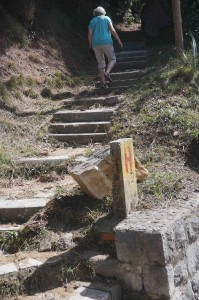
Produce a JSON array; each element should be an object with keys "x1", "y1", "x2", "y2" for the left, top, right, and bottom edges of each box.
[
  {"x1": 26, "y1": 76, "x2": 37, "y2": 87},
  {"x1": 28, "y1": 53, "x2": 41, "y2": 64},
  {"x1": 18, "y1": 74, "x2": 25, "y2": 86},
  {"x1": 15, "y1": 91, "x2": 23, "y2": 100},
  {"x1": 23, "y1": 88, "x2": 38, "y2": 99},
  {"x1": 0, "y1": 231, "x2": 19, "y2": 253},
  {"x1": 7, "y1": 61, "x2": 16, "y2": 70},
  {"x1": 144, "y1": 172, "x2": 184, "y2": 200},
  {"x1": 6, "y1": 76, "x2": 18, "y2": 90},
  {"x1": 0, "y1": 83, "x2": 9, "y2": 102}
]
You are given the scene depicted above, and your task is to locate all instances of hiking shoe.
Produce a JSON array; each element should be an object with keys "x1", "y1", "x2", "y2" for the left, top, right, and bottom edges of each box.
[
  {"x1": 105, "y1": 72, "x2": 113, "y2": 82},
  {"x1": 101, "y1": 83, "x2": 109, "y2": 89}
]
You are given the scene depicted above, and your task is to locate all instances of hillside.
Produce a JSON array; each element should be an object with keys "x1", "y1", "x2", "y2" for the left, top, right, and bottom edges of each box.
[
  {"x1": 0, "y1": 2, "x2": 199, "y2": 299},
  {"x1": 0, "y1": 1, "x2": 199, "y2": 204},
  {"x1": 0, "y1": 2, "x2": 97, "y2": 172}
]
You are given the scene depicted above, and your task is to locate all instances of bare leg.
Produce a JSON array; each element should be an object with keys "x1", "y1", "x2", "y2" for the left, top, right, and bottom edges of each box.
[
  {"x1": 99, "y1": 68, "x2": 106, "y2": 84},
  {"x1": 106, "y1": 59, "x2": 116, "y2": 74}
]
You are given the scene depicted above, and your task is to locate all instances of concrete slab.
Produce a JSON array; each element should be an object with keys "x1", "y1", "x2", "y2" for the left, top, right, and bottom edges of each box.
[
  {"x1": 69, "y1": 287, "x2": 111, "y2": 300},
  {"x1": 49, "y1": 121, "x2": 110, "y2": 134},
  {"x1": 18, "y1": 258, "x2": 42, "y2": 269},
  {"x1": 0, "y1": 195, "x2": 52, "y2": 222},
  {"x1": 0, "y1": 224, "x2": 21, "y2": 231},
  {"x1": 52, "y1": 109, "x2": 115, "y2": 122},
  {"x1": 49, "y1": 133, "x2": 107, "y2": 144},
  {"x1": 14, "y1": 156, "x2": 69, "y2": 164},
  {"x1": 0, "y1": 263, "x2": 18, "y2": 275}
]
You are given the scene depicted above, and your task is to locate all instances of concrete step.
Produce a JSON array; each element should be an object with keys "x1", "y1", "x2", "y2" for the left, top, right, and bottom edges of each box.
[
  {"x1": 11, "y1": 280, "x2": 122, "y2": 300},
  {"x1": 52, "y1": 109, "x2": 115, "y2": 123},
  {"x1": 116, "y1": 49, "x2": 148, "y2": 58},
  {"x1": 115, "y1": 41, "x2": 146, "y2": 51},
  {"x1": 49, "y1": 121, "x2": 110, "y2": 134},
  {"x1": 0, "y1": 223, "x2": 22, "y2": 232},
  {"x1": 63, "y1": 95, "x2": 121, "y2": 108},
  {"x1": 0, "y1": 190, "x2": 54, "y2": 222},
  {"x1": 110, "y1": 69, "x2": 149, "y2": 80},
  {"x1": 0, "y1": 250, "x2": 66, "y2": 296},
  {"x1": 49, "y1": 133, "x2": 107, "y2": 144},
  {"x1": 93, "y1": 85, "x2": 131, "y2": 93},
  {"x1": 114, "y1": 60, "x2": 147, "y2": 71},
  {"x1": 116, "y1": 55, "x2": 147, "y2": 63},
  {"x1": 0, "y1": 247, "x2": 121, "y2": 299},
  {"x1": 96, "y1": 78, "x2": 138, "y2": 88}
]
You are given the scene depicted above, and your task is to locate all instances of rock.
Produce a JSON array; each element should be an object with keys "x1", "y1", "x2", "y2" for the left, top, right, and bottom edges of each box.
[
  {"x1": 58, "y1": 232, "x2": 74, "y2": 250},
  {"x1": 69, "y1": 146, "x2": 148, "y2": 200},
  {"x1": 135, "y1": 156, "x2": 149, "y2": 182},
  {"x1": 69, "y1": 146, "x2": 112, "y2": 200},
  {"x1": 39, "y1": 232, "x2": 58, "y2": 252},
  {"x1": 39, "y1": 172, "x2": 60, "y2": 183}
]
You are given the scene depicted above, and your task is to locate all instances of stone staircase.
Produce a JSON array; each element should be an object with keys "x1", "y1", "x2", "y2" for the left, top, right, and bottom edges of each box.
[
  {"x1": 0, "y1": 33, "x2": 149, "y2": 300},
  {"x1": 49, "y1": 40, "x2": 149, "y2": 145}
]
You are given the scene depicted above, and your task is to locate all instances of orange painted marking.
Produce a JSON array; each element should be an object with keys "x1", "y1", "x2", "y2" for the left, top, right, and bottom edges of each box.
[{"x1": 100, "y1": 232, "x2": 115, "y2": 241}]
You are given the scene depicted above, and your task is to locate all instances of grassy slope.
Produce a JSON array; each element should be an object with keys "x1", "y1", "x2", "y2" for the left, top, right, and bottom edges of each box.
[
  {"x1": 0, "y1": 2, "x2": 198, "y2": 205},
  {"x1": 109, "y1": 45, "x2": 199, "y2": 208},
  {"x1": 0, "y1": 3, "x2": 96, "y2": 176}
]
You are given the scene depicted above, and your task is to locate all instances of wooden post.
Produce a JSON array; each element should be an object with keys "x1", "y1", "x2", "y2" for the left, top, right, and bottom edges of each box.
[
  {"x1": 172, "y1": 0, "x2": 184, "y2": 54},
  {"x1": 110, "y1": 138, "x2": 138, "y2": 218}
]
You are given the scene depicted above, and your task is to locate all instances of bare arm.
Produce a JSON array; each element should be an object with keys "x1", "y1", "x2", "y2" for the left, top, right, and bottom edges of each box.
[
  {"x1": 108, "y1": 23, "x2": 123, "y2": 48},
  {"x1": 88, "y1": 29, "x2": 92, "y2": 48}
]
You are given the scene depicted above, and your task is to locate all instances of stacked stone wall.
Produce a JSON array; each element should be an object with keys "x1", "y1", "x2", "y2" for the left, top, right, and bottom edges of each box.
[{"x1": 115, "y1": 194, "x2": 199, "y2": 300}]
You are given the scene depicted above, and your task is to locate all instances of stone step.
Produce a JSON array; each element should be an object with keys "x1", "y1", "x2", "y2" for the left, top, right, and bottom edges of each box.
[
  {"x1": 96, "y1": 78, "x2": 138, "y2": 88},
  {"x1": 0, "y1": 223, "x2": 22, "y2": 232},
  {"x1": 116, "y1": 55, "x2": 147, "y2": 63},
  {"x1": 49, "y1": 133, "x2": 107, "y2": 144},
  {"x1": 0, "y1": 248, "x2": 121, "y2": 299},
  {"x1": 14, "y1": 155, "x2": 70, "y2": 164},
  {"x1": 110, "y1": 69, "x2": 149, "y2": 80},
  {"x1": 115, "y1": 41, "x2": 146, "y2": 51},
  {"x1": 63, "y1": 95, "x2": 121, "y2": 108},
  {"x1": 93, "y1": 85, "x2": 132, "y2": 93},
  {"x1": 52, "y1": 109, "x2": 115, "y2": 123},
  {"x1": 0, "y1": 250, "x2": 66, "y2": 297},
  {"x1": 13, "y1": 281, "x2": 122, "y2": 300},
  {"x1": 49, "y1": 121, "x2": 110, "y2": 134},
  {"x1": 0, "y1": 191, "x2": 54, "y2": 222},
  {"x1": 114, "y1": 60, "x2": 147, "y2": 71},
  {"x1": 116, "y1": 49, "x2": 148, "y2": 58}
]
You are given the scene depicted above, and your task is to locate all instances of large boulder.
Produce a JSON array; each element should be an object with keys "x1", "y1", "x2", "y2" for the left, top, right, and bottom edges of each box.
[{"x1": 69, "y1": 146, "x2": 149, "y2": 200}]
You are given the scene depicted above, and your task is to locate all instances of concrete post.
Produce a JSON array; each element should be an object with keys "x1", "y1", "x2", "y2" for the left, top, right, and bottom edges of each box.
[{"x1": 110, "y1": 138, "x2": 138, "y2": 218}]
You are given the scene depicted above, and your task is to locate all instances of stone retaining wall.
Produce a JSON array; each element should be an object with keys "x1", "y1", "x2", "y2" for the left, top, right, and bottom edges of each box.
[{"x1": 115, "y1": 193, "x2": 199, "y2": 300}]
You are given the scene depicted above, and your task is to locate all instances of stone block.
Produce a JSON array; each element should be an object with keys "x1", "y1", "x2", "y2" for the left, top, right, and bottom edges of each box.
[
  {"x1": 174, "y1": 261, "x2": 188, "y2": 287},
  {"x1": 84, "y1": 253, "x2": 143, "y2": 292},
  {"x1": 186, "y1": 243, "x2": 199, "y2": 277},
  {"x1": 143, "y1": 232, "x2": 165, "y2": 266},
  {"x1": 174, "y1": 220, "x2": 188, "y2": 250},
  {"x1": 192, "y1": 271, "x2": 199, "y2": 295},
  {"x1": 110, "y1": 138, "x2": 138, "y2": 217},
  {"x1": 143, "y1": 265, "x2": 174, "y2": 297},
  {"x1": 184, "y1": 281, "x2": 195, "y2": 300},
  {"x1": 69, "y1": 146, "x2": 112, "y2": 199},
  {"x1": 185, "y1": 216, "x2": 199, "y2": 244},
  {"x1": 115, "y1": 228, "x2": 143, "y2": 264}
]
